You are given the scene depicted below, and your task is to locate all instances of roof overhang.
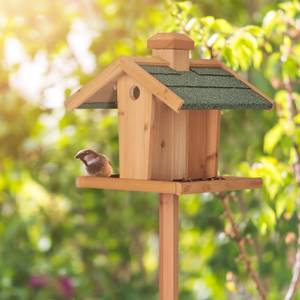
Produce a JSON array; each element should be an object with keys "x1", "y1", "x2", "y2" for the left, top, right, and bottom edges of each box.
[
  {"x1": 65, "y1": 57, "x2": 184, "y2": 113},
  {"x1": 65, "y1": 57, "x2": 273, "y2": 112}
]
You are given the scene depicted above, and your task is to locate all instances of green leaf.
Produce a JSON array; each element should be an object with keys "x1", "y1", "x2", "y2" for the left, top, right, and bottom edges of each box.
[
  {"x1": 244, "y1": 25, "x2": 263, "y2": 36},
  {"x1": 201, "y1": 16, "x2": 215, "y2": 27},
  {"x1": 282, "y1": 57, "x2": 298, "y2": 80},
  {"x1": 261, "y1": 205, "x2": 276, "y2": 230},
  {"x1": 213, "y1": 19, "x2": 233, "y2": 34},
  {"x1": 253, "y1": 50, "x2": 263, "y2": 69},
  {"x1": 264, "y1": 123, "x2": 284, "y2": 154},
  {"x1": 262, "y1": 10, "x2": 278, "y2": 31}
]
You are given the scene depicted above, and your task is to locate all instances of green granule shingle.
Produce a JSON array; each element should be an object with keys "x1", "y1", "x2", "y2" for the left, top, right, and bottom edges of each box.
[
  {"x1": 152, "y1": 73, "x2": 247, "y2": 88},
  {"x1": 140, "y1": 65, "x2": 272, "y2": 110},
  {"x1": 171, "y1": 87, "x2": 270, "y2": 109},
  {"x1": 77, "y1": 64, "x2": 272, "y2": 110},
  {"x1": 79, "y1": 102, "x2": 117, "y2": 109},
  {"x1": 191, "y1": 67, "x2": 229, "y2": 76}
]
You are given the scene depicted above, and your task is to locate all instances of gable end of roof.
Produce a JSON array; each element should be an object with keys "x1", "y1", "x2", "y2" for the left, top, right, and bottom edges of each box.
[{"x1": 66, "y1": 56, "x2": 273, "y2": 111}]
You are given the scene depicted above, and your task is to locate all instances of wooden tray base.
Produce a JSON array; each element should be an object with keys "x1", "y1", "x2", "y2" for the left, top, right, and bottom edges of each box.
[{"x1": 76, "y1": 176, "x2": 262, "y2": 195}]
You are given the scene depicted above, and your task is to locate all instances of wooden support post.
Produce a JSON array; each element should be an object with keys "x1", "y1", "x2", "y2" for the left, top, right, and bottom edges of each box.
[{"x1": 159, "y1": 193, "x2": 179, "y2": 300}]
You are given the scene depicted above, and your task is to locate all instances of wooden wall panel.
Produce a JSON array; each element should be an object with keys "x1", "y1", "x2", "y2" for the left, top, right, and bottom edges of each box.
[
  {"x1": 117, "y1": 76, "x2": 220, "y2": 181},
  {"x1": 117, "y1": 75, "x2": 154, "y2": 179},
  {"x1": 173, "y1": 111, "x2": 188, "y2": 180},
  {"x1": 149, "y1": 98, "x2": 188, "y2": 181},
  {"x1": 187, "y1": 110, "x2": 207, "y2": 179},
  {"x1": 205, "y1": 110, "x2": 221, "y2": 178},
  {"x1": 187, "y1": 110, "x2": 220, "y2": 179},
  {"x1": 149, "y1": 99, "x2": 175, "y2": 180}
]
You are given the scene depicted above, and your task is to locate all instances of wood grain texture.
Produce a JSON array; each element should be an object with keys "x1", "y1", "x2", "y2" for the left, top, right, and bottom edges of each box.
[
  {"x1": 116, "y1": 80, "x2": 219, "y2": 181},
  {"x1": 187, "y1": 110, "x2": 220, "y2": 179},
  {"x1": 173, "y1": 111, "x2": 188, "y2": 179},
  {"x1": 148, "y1": 32, "x2": 194, "y2": 50},
  {"x1": 152, "y1": 49, "x2": 190, "y2": 71},
  {"x1": 159, "y1": 194, "x2": 179, "y2": 300},
  {"x1": 65, "y1": 56, "x2": 185, "y2": 112},
  {"x1": 178, "y1": 177, "x2": 262, "y2": 194},
  {"x1": 149, "y1": 99, "x2": 188, "y2": 180},
  {"x1": 119, "y1": 57, "x2": 183, "y2": 112},
  {"x1": 187, "y1": 110, "x2": 207, "y2": 178},
  {"x1": 117, "y1": 74, "x2": 153, "y2": 179},
  {"x1": 205, "y1": 110, "x2": 221, "y2": 177},
  {"x1": 190, "y1": 59, "x2": 222, "y2": 68},
  {"x1": 132, "y1": 56, "x2": 169, "y2": 66},
  {"x1": 76, "y1": 176, "x2": 263, "y2": 194},
  {"x1": 149, "y1": 99, "x2": 175, "y2": 180},
  {"x1": 76, "y1": 176, "x2": 177, "y2": 193},
  {"x1": 84, "y1": 83, "x2": 116, "y2": 104},
  {"x1": 65, "y1": 59, "x2": 123, "y2": 111}
]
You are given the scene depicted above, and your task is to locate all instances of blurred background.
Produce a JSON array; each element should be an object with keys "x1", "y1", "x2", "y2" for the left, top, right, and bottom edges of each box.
[{"x1": 1, "y1": 0, "x2": 300, "y2": 299}]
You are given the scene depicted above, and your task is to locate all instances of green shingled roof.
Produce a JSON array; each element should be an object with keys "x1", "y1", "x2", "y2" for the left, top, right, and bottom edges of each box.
[
  {"x1": 140, "y1": 65, "x2": 272, "y2": 110},
  {"x1": 78, "y1": 64, "x2": 272, "y2": 110}
]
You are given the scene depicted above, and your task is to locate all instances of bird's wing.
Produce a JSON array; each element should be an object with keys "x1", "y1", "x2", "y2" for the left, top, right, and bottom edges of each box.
[
  {"x1": 99, "y1": 154, "x2": 109, "y2": 161},
  {"x1": 82, "y1": 160, "x2": 89, "y2": 167},
  {"x1": 87, "y1": 156, "x2": 101, "y2": 166}
]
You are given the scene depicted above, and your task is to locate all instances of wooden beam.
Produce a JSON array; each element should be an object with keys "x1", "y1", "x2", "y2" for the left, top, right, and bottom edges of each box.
[
  {"x1": 76, "y1": 176, "x2": 262, "y2": 194},
  {"x1": 76, "y1": 176, "x2": 178, "y2": 194},
  {"x1": 65, "y1": 59, "x2": 123, "y2": 111},
  {"x1": 159, "y1": 194, "x2": 179, "y2": 300},
  {"x1": 178, "y1": 176, "x2": 262, "y2": 194},
  {"x1": 65, "y1": 56, "x2": 183, "y2": 112},
  {"x1": 119, "y1": 57, "x2": 184, "y2": 112},
  {"x1": 132, "y1": 56, "x2": 169, "y2": 66},
  {"x1": 84, "y1": 83, "x2": 116, "y2": 104},
  {"x1": 134, "y1": 57, "x2": 222, "y2": 68},
  {"x1": 190, "y1": 59, "x2": 222, "y2": 68}
]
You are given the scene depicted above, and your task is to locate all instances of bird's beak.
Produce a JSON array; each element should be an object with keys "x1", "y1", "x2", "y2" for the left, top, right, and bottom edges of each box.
[{"x1": 75, "y1": 152, "x2": 82, "y2": 159}]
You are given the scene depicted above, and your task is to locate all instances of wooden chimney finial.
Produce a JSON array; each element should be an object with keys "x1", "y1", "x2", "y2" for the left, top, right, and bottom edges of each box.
[
  {"x1": 147, "y1": 33, "x2": 194, "y2": 71},
  {"x1": 147, "y1": 32, "x2": 194, "y2": 50}
]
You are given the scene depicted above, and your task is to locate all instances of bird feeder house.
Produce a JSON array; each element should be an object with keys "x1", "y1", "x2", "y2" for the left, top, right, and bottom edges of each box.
[{"x1": 66, "y1": 33, "x2": 273, "y2": 300}]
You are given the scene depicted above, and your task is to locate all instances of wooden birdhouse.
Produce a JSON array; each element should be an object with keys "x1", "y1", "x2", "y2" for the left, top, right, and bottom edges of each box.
[
  {"x1": 66, "y1": 33, "x2": 273, "y2": 300},
  {"x1": 66, "y1": 32, "x2": 273, "y2": 182}
]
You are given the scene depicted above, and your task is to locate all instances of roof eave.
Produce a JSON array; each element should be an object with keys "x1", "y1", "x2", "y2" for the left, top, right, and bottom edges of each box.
[
  {"x1": 65, "y1": 56, "x2": 184, "y2": 112},
  {"x1": 219, "y1": 63, "x2": 274, "y2": 110},
  {"x1": 65, "y1": 59, "x2": 123, "y2": 111},
  {"x1": 65, "y1": 56, "x2": 273, "y2": 112}
]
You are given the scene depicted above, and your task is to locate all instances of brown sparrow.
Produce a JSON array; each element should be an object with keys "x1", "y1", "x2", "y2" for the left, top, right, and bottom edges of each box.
[{"x1": 75, "y1": 149, "x2": 113, "y2": 177}]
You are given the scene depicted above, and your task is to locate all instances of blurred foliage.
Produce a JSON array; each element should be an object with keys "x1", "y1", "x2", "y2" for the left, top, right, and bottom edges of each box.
[{"x1": 1, "y1": 0, "x2": 300, "y2": 299}]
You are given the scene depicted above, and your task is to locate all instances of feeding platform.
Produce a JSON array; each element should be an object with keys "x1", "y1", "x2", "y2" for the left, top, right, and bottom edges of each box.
[{"x1": 76, "y1": 176, "x2": 262, "y2": 195}]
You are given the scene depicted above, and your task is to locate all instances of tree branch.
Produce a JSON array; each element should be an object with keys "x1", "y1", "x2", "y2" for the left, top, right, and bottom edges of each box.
[{"x1": 219, "y1": 192, "x2": 267, "y2": 300}]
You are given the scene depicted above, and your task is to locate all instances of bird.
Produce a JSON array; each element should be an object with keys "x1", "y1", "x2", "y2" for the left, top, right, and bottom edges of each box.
[{"x1": 75, "y1": 149, "x2": 113, "y2": 177}]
